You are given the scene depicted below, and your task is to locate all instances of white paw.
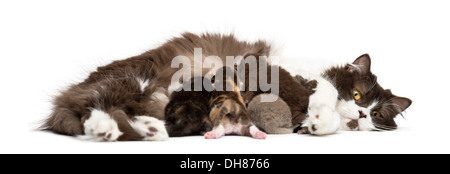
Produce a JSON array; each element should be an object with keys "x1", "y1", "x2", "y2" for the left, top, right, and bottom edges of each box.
[
  {"x1": 303, "y1": 105, "x2": 340, "y2": 135},
  {"x1": 79, "y1": 109, "x2": 123, "y2": 142},
  {"x1": 129, "y1": 116, "x2": 169, "y2": 141}
]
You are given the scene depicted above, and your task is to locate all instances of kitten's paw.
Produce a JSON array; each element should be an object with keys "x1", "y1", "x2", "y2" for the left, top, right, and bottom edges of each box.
[
  {"x1": 253, "y1": 131, "x2": 267, "y2": 139},
  {"x1": 204, "y1": 131, "x2": 217, "y2": 139},
  {"x1": 79, "y1": 110, "x2": 123, "y2": 142},
  {"x1": 129, "y1": 116, "x2": 168, "y2": 141},
  {"x1": 303, "y1": 106, "x2": 340, "y2": 135},
  {"x1": 248, "y1": 125, "x2": 266, "y2": 139},
  {"x1": 297, "y1": 127, "x2": 310, "y2": 134},
  {"x1": 204, "y1": 125, "x2": 225, "y2": 139}
]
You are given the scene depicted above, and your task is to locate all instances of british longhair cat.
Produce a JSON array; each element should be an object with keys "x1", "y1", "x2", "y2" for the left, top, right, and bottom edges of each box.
[
  {"x1": 41, "y1": 31, "x2": 411, "y2": 141},
  {"x1": 285, "y1": 54, "x2": 412, "y2": 135},
  {"x1": 41, "y1": 32, "x2": 272, "y2": 141}
]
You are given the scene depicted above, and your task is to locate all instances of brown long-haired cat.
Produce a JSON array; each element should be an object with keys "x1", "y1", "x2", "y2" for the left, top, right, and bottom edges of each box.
[
  {"x1": 41, "y1": 32, "x2": 411, "y2": 141},
  {"x1": 41, "y1": 32, "x2": 272, "y2": 141}
]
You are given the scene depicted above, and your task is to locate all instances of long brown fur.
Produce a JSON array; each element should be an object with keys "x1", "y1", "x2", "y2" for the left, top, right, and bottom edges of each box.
[{"x1": 41, "y1": 32, "x2": 271, "y2": 140}]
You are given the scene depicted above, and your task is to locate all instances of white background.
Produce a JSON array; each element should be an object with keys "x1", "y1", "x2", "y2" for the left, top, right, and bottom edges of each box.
[{"x1": 1, "y1": 0, "x2": 449, "y2": 154}]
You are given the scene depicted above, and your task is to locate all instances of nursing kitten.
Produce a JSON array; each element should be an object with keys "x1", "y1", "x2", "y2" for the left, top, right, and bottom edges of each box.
[
  {"x1": 205, "y1": 66, "x2": 266, "y2": 139},
  {"x1": 164, "y1": 76, "x2": 213, "y2": 137},
  {"x1": 42, "y1": 32, "x2": 272, "y2": 141},
  {"x1": 247, "y1": 75, "x2": 317, "y2": 134},
  {"x1": 247, "y1": 94, "x2": 294, "y2": 134},
  {"x1": 238, "y1": 54, "x2": 312, "y2": 125},
  {"x1": 288, "y1": 54, "x2": 412, "y2": 135}
]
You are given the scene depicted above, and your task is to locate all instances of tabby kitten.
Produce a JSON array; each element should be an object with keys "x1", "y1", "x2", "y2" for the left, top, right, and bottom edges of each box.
[{"x1": 205, "y1": 66, "x2": 266, "y2": 139}]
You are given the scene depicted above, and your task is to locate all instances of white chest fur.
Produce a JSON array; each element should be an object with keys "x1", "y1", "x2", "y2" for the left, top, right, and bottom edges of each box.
[{"x1": 281, "y1": 61, "x2": 341, "y2": 135}]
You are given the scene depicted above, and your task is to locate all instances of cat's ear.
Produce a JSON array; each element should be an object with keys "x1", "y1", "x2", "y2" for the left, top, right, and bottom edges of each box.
[
  {"x1": 391, "y1": 96, "x2": 412, "y2": 114},
  {"x1": 347, "y1": 54, "x2": 371, "y2": 74}
]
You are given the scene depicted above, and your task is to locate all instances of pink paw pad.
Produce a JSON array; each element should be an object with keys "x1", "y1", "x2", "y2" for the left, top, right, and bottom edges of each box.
[
  {"x1": 253, "y1": 131, "x2": 267, "y2": 139},
  {"x1": 145, "y1": 127, "x2": 158, "y2": 137},
  {"x1": 96, "y1": 132, "x2": 113, "y2": 141},
  {"x1": 204, "y1": 132, "x2": 217, "y2": 139}
]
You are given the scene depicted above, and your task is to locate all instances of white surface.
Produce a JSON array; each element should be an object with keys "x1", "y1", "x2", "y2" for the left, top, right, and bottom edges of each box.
[{"x1": 1, "y1": 0, "x2": 449, "y2": 154}]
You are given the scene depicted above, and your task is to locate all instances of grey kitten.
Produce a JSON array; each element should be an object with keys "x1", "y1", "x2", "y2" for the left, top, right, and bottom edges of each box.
[
  {"x1": 248, "y1": 75, "x2": 317, "y2": 134},
  {"x1": 247, "y1": 94, "x2": 294, "y2": 134}
]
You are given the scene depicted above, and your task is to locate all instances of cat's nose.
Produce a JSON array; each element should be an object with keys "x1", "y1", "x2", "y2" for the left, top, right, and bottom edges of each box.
[{"x1": 359, "y1": 110, "x2": 367, "y2": 118}]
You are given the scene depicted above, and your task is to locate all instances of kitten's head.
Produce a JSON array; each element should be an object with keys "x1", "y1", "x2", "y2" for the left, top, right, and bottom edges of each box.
[{"x1": 325, "y1": 54, "x2": 412, "y2": 131}]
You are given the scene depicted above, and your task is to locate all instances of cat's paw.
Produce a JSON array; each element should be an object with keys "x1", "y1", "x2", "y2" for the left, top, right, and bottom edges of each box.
[
  {"x1": 248, "y1": 125, "x2": 267, "y2": 139},
  {"x1": 303, "y1": 105, "x2": 340, "y2": 135},
  {"x1": 204, "y1": 125, "x2": 225, "y2": 139},
  {"x1": 252, "y1": 131, "x2": 267, "y2": 139},
  {"x1": 129, "y1": 116, "x2": 168, "y2": 141},
  {"x1": 297, "y1": 127, "x2": 310, "y2": 134},
  {"x1": 204, "y1": 131, "x2": 218, "y2": 139},
  {"x1": 79, "y1": 110, "x2": 123, "y2": 142}
]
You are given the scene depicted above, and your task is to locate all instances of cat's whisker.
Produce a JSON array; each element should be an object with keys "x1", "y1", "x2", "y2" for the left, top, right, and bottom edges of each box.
[{"x1": 372, "y1": 122, "x2": 396, "y2": 130}]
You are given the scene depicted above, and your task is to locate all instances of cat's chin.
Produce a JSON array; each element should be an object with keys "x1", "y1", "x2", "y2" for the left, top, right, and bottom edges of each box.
[{"x1": 339, "y1": 117, "x2": 375, "y2": 131}]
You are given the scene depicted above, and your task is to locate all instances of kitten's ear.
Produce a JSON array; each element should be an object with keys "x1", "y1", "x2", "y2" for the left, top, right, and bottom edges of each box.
[
  {"x1": 348, "y1": 54, "x2": 371, "y2": 74},
  {"x1": 391, "y1": 97, "x2": 412, "y2": 113}
]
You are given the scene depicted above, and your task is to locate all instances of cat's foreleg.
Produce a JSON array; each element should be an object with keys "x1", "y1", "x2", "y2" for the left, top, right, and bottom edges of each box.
[
  {"x1": 301, "y1": 79, "x2": 341, "y2": 135},
  {"x1": 302, "y1": 105, "x2": 340, "y2": 135},
  {"x1": 78, "y1": 109, "x2": 123, "y2": 142},
  {"x1": 128, "y1": 116, "x2": 169, "y2": 141}
]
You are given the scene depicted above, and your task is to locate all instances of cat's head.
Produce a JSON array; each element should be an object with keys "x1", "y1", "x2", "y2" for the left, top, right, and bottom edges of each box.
[{"x1": 324, "y1": 54, "x2": 412, "y2": 131}]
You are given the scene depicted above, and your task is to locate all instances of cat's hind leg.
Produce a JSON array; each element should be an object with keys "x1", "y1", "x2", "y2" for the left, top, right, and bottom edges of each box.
[
  {"x1": 248, "y1": 125, "x2": 267, "y2": 139},
  {"x1": 128, "y1": 116, "x2": 169, "y2": 141},
  {"x1": 204, "y1": 124, "x2": 225, "y2": 139},
  {"x1": 78, "y1": 109, "x2": 123, "y2": 142}
]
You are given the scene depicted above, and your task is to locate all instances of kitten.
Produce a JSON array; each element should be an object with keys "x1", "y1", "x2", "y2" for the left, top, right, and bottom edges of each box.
[
  {"x1": 164, "y1": 76, "x2": 213, "y2": 137},
  {"x1": 288, "y1": 54, "x2": 412, "y2": 135},
  {"x1": 247, "y1": 94, "x2": 293, "y2": 134},
  {"x1": 238, "y1": 54, "x2": 313, "y2": 125},
  {"x1": 205, "y1": 66, "x2": 266, "y2": 139},
  {"x1": 42, "y1": 32, "x2": 272, "y2": 141},
  {"x1": 247, "y1": 75, "x2": 317, "y2": 134}
]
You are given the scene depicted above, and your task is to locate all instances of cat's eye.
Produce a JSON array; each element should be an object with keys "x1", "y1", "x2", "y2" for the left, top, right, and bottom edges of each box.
[
  {"x1": 353, "y1": 89, "x2": 361, "y2": 100},
  {"x1": 371, "y1": 111, "x2": 382, "y2": 117}
]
